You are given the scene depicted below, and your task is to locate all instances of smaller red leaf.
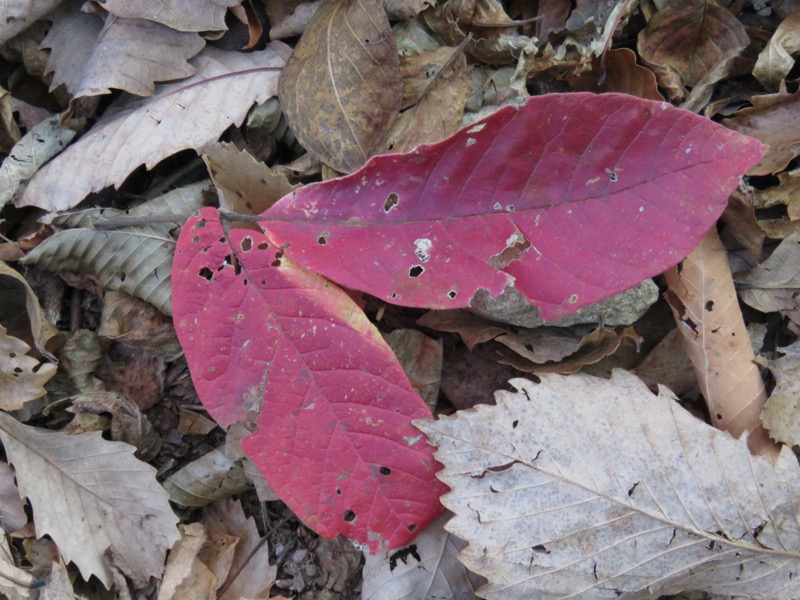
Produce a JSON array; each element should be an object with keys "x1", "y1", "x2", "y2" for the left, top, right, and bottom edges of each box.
[
  {"x1": 173, "y1": 208, "x2": 446, "y2": 552},
  {"x1": 259, "y1": 93, "x2": 765, "y2": 320}
]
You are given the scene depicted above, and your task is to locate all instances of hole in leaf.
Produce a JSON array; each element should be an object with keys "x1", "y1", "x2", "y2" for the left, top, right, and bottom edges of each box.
[
  {"x1": 343, "y1": 510, "x2": 356, "y2": 522},
  {"x1": 379, "y1": 466, "x2": 391, "y2": 476},
  {"x1": 9, "y1": 353, "x2": 15, "y2": 358},
  {"x1": 408, "y1": 265, "x2": 424, "y2": 278},
  {"x1": 271, "y1": 251, "x2": 283, "y2": 268},
  {"x1": 240, "y1": 237, "x2": 253, "y2": 251},
  {"x1": 13, "y1": 367, "x2": 22, "y2": 374},
  {"x1": 192, "y1": 236, "x2": 200, "y2": 243},
  {"x1": 407, "y1": 523, "x2": 417, "y2": 533},
  {"x1": 383, "y1": 192, "x2": 399, "y2": 212},
  {"x1": 447, "y1": 290, "x2": 457, "y2": 299},
  {"x1": 193, "y1": 219, "x2": 207, "y2": 230},
  {"x1": 317, "y1": 232, "x2": 330, "y2": 245},
  {"x1": 716, "y1": 413, "x2": 723, "y2": 420},
  {"x1": 390, "y1": 292, "x2": 398, "y2": 299},
  {"x1": 389, "y1": 545, "x2": 421, "y2": 572},
  {"x1": 218, "y1": 237, "x2": 226, "y2": 243},
  {"x1": 257, "y1": 241, "x2": 269, "y2": 250},
  {"x1": 199, "y1": 267, "x2": 213, "y2": 281},
  {"x1": 335, "y1": 488, "x2": 341, "y2": 495},
  {"x1": 119, "y1": 272, "x2": 126, "y2": 282},
  {"x1": 705, "y1": 300, "x2": 714, "y2": 311},
  {"x1": 512, "y1": 420, "x2": 518, "y2": 429}
]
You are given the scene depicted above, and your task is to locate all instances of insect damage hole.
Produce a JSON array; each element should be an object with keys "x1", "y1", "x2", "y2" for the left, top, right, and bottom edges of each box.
[
  {"x1": 383, "y1": 192, "x2": 399, "y2": 213},
  {"x1": 408, "y1": 265, "x2": 424, "y2": 278},
  {"x1": 198, "y1": 267, "x2": 213, "y2": 281},
  {"x1": 317, "y1": 231, "x2": 330, "y2": 245},
  {"x1": 447, "y1": 290, "x2": 457, "y2": 300},
  {"x1": 379, "y1": 466, "x2": 391, "y2": 475},
  {"x1": 240, "y1": 236, "x2": 253, "y2": 252},
  {"x1": 343, "y1": 510, "x2": 356, "y2": 522}
]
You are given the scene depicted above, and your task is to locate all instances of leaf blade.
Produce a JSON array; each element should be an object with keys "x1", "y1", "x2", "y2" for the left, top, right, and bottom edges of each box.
[{"x1": 261, "y1": 93, "x2": 765, "y2": 320}]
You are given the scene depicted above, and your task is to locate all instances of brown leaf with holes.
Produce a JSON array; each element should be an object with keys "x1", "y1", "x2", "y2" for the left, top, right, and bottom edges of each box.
[
  {"x1": 278, "y1": 0, "x2": 401, "y2": 173},
  {"x1": 637, "y1": 0, "x2": 749, "y2": 100},
  {"x1": 664, "y1": 228, "x2": 777, "y2": 456}
]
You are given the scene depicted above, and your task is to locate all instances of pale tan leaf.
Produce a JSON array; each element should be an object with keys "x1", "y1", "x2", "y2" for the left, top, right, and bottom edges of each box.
[
  {"x1": 41, "y1": 557, "x2": 73, "y2": 600},
  {"x1": 760, "y1": 340, "x2": 800, "y2": 446},
  {"x1": 415, "y1": 371, "x2": 800, "y2": 599},
  {"x1": 163, "y1": 447, "x2": 252, "y2": 507},
  {"x1": 664, "y1": 228, "x2": 777, "y2": 456},
  {"x1": 0, "y1": 259, "x2": 59, "y2": 357},
  {"x1": 633, "y1": 327, "x2": 700, "y2": 399},
  {"x1": 42, "y1": 3, "x2": 205, "y2": 100},
  {"x1": 157, "y1": 523, "x2": 210, "y2": 600},
  {"x1": 16, "y1": 45, "x2": 290, "y2": 212},
  {"x1": 362, "y1": 511, "x2": 484, "y2": 600},
  {"x1": 0, "y1": 326, "x2": 56, "y2": 410},
  {"x1": 278, "y1": 0, "x2": 402, "y2": 173},
  {"x1": 754, "y1": 11, "x2": 800, "y2": 90},
  {"x1": 21, "y1": 182, "x2": 210, "y2": 315},
  {"x1": 204, "y1": 498, "x2": 277, "y2": 599},
  {"x1": 0, "y1": 0, "x2": 61, "y2": 44},
  {"x1": 100, "y1": 0, "x2": 239, "y2": 32},
  {"x1": 0, "y1": 412, "x2": 180, "y2": 587},
  {"x1": 0, "y1": 116, "x2": 76, "y2": 211},
  {"x1": 0, "y1": 462, "x2": 27, "y2": 532}
]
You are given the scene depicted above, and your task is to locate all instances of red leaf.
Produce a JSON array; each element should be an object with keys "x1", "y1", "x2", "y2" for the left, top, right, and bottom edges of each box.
[
  {"x1": 260, "y1": 93, "x2": 765, "y2": 320},
  {"x1": 173, "y1": 208, "x2": 446, "y2": 552}
]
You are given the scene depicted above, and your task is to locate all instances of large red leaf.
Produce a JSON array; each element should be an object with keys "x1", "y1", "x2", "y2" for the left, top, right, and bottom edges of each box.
[
  {"x1": 260, "y1": 93, "x2": 765, "y2": 320},
  {"x1": 173, "y1": 208, "x2": 446, "y2": 552}
]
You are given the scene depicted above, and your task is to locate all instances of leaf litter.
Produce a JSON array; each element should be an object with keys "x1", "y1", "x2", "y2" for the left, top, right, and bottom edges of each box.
[{"x1": 1, "y1": 1, "x2": 800, "y2": 599}]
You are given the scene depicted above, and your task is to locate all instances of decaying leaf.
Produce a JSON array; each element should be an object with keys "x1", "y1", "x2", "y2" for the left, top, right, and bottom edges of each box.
[
  {"x1": 761, "y1": 340, "x2": 800, "y2": 447},
  {"x1": 566, "y1": 48, "x2": 663, "y2": 100},
  {"x1": 0, "y1": 259, "x2": 59, "y2": 357},
  {"x1": 664, "y1": 229, "x2": 776, "y2": 455},
  {"x1": 163, "y1": 447, "x2": 252, "y2": 507},
  {"x1": 0, "y1": 325, "x2": 56, "y2": 410},
  {"x1": 0, "y1": 412, "x2": 180, "y2": 588},
  {"x1": 260, "y1": 93, "x2": 764, "y2": 320},
  {"x1": 384, "y1": 328, "x2": 442, "y2": 410},
  {"x1": 415, "y1": 371, "x2": 800, "y2": 599},
  {"x1": 98, "y1": 291, "x2": 181, "y2": 359},
  {"x1": 99, "y1": 0, "x2": 239, "y2": 32},
  {"x1": 173, "y1": 208, "x2": 447, "y2": 552},
  {"x1": 278, "y1": 0, "x2": 402, "y2": 173},
  {"x1": 22, "y1": 181, "x2": 210, "y2": 315},
  {"x1": 17, "y1": 45, "x2": 290, "y2": 212},
  {"x1": 753, "y1": 11, "x2": 800, "y2": 90},
  {"x1": 0, "y1": 0, "x2": 61, "y2": 44},
  {"x1": 362, "y1": 512, "x2": 484, "y2": 600}
]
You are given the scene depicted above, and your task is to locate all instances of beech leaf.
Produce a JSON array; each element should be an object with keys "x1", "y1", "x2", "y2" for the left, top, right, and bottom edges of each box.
[
  {"x1": 0, "y1": 412, "x2": 180, "y2": 588},
  {"x1": 415, "y1": 371, "x2": 800, "y2": 599},
  {"x1": 172, "y1": 208, "x2": 447, "y2": 552},
  {"x1": 260, "y1": 93, "x2": 764, "y2": 321}
]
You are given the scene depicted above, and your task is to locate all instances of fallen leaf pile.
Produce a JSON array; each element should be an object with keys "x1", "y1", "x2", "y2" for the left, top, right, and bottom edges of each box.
[{"x1": 0, "y1": 1, "x2": 800, "y2": 599}]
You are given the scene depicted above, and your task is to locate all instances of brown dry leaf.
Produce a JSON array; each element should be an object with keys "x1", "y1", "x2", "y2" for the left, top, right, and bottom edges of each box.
[
  {"x1": 0, "y1": 86, "x2": 21, "y2": 155},
  {"x1": 278, "y1": 0, "x2": 402, "y2": 173},
  {"x1": 633, "y1": 327, "x2": 701, "y2": 400},
  {"x1": 204, "y1": 498, "x2": 277, "y2": 599},
  {"x1": 202, "y1": 142, "x2": 300, "y2": 223},
  {"x1": 384, "y1": 329, "x2": 442, "y2": 411},
  {"x1": 0, "y1": 461, "x2": 27, "y2": 533},
  {"x1": 99, "y1": 0, "x2": 239, "y2": 32},
  {"x1": 664, "y1": 228, "x2": 777, "y2": 456},
  {"x1": 58, "y1": 329, "x2": 104, "y2": 394},
  {"x1": 566, "y1": 48, "x2": 664, "y2": 100},
  {"x1": 163, "y1": 447, "x2": 252, "y2": 507},
  {"x1": 22, "y1": 181, "x2": 211, "y2": 315},
  {"x1": 156, "y1": 523, "x2": 216, "y2": 600},
  {"x1": 637, "y1": 0, "x2": 749, "y2": 101},
  {"x1": 753, "y1": 11, "x2": 800, "y2": 90},
  {"x1": 496, "y1": 324, "x2": 641, "y2": 375},
  {"x1": 177, "y1": 409, "x2": 217, "y2": 436},
  {"x1": 362, "y1": 511, "x2": 484, "y2": 600},
  {"x1": 415, "y1": 371, "x2": 800, "y2": 599},
  {"x1": 0, "y1": 116, "x2": 76, "y2": 211},
  {"x1": 16, "y1": 45, "x2": 289, "y2": 212},
  {"x1": 383, "y1": 46, "x2": 473, "y2": 153},
  {"x1": 722, "y1": 188, "x2": 766, "y2": 259},
  {"x1": 749, "y1": 172, "x2": 800, "y2": 220},
  {"x1": 0, "y1": 0, "x2": 61, "y2": 44},
  {"x1": 42, "y1": 3, "x2": 205, "y2": 106},
  {"x1": 0, "y1": 325, "x2": 56, "y2": 410},
  {"x1": 95, "y1": 343, "x2": 164, "y2": 410},
  {"x1": 68, "y1": 392, "x2": 162, "y2": 461},
  {"x1": 99, "y1": 291, "x2": 181, "y2": 359},
  {"x1": 417, "y1": 309, "x2": 507, "y2": 350},
  {"x1": 735, "y1": 233, "x2": 800, "y2": 324},
  {"x1": 725, "y1": 86, "x2": 800, "y2": 175},
  {"x1": 760, "y1": 340, "x2": 800, "y2": 446},
  {"x1": 0, "y1": 412, "x2": 180, "y2": 587}
]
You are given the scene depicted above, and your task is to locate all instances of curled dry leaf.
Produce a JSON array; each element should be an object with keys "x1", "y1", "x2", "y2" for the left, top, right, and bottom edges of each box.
[
  {"x1": 415, "y1": 371, "x2": 800, "y2": 599},
  {"x1": 42, "y1": 3, "x2": 205, "y2": 102},
  {"x1": 17, "y1": 45, "x2": 290, "y2": 212},
  {"x1": 0, "y1": 412, "x2": 180, "y2": 588},
  {"x1": 0, "y1": 325, "x2": 56, "y2": 410},
  {"x1": 0, "y1": 532, "x2": 36, "y2": 596},
  {"x1": 760, "y1": 340, "x2": 800, "y2": 446},
  {"x1": 22, "y1": 182, "x2": 210, "y2": 315},
  {"x1": 362, "y1": 512, "x2": 484, "y2": 600},
  {"x1": 753, "y1": 11, "x2": 800, "y2": 90},
  {"x1": 0, "y1": 259, "x2": 58, "y2": 356},
  {"x1": 100, "y1": 0, "x2": 239, "y2": 32},
  {"x1": 156, "y1": 523, "x2": 216, "y2": 600},
  {"x1": 0, "y1": 461, "x2": 27, "y2": 532},
  {"x1": 664, "y1": 228, "x2": 776, "y2": 456},
  {"x1": 278, "y1": 0, "x2": 402, "y2": 173}
]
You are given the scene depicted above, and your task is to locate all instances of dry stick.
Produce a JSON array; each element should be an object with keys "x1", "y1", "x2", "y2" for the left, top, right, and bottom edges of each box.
[{"x1": 91, "y1": 211, "x2": 264, "y2": 230}]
